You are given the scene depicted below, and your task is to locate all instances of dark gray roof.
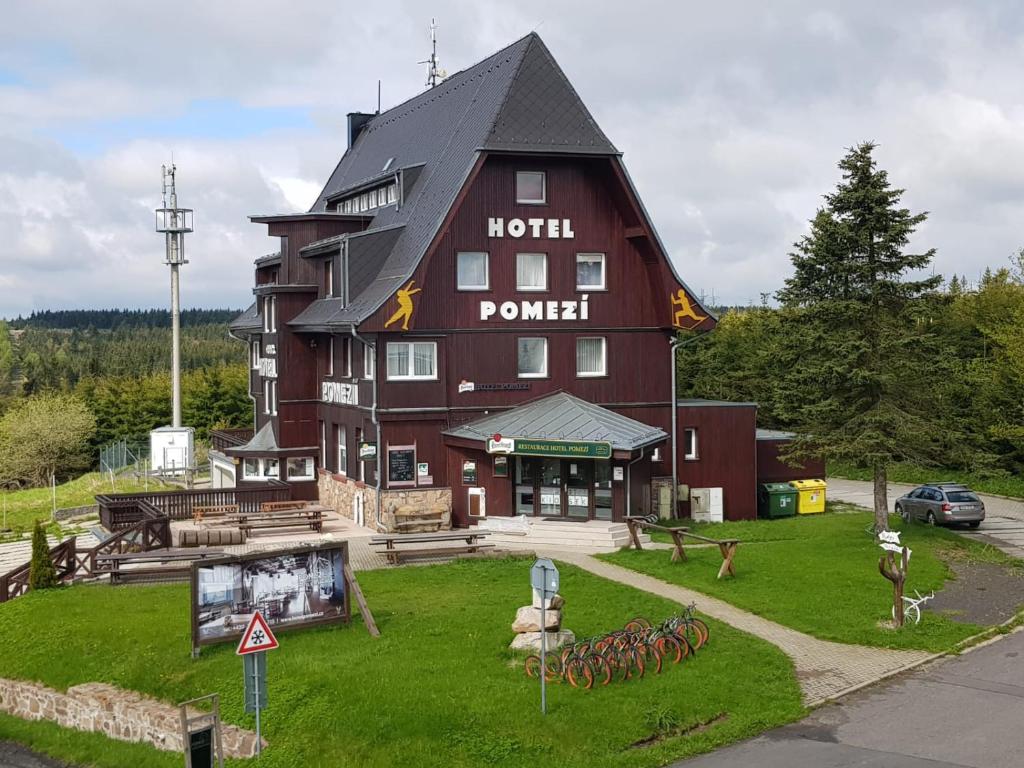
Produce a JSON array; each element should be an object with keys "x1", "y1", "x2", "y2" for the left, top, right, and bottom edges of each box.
[
  {"x1": 443, "y1": 392, "x2": 667, "y2": 451},
  {"x1": 295, "y1": 32, "x2": 618, "y2": 327},
  {"x1": 756, "y1": 428, "x2": 796, "y2": 441},
  {"x1": 229, "y1": 302, "x2": 260, "y2": 333},
  {"x1": 227, "y1": 421, "x2": 278, "y2": 454}
]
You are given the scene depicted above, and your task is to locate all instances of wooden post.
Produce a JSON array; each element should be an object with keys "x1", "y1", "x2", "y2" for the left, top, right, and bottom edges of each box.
[
  {"x1": 626, "y1": 518, "x2": 643, "y2": 551},
  {"x1": 669, "y1": 529, "x2": 687, "y2": 562},
  {"x1": 879, "y1": 546, "x2": 909, "y2": 627},
  {"x1": 343, "y1": 564, "x2": 380, "y2": 637}
]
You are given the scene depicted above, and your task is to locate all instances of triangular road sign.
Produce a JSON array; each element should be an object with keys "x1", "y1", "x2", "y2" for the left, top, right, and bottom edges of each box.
[{"x1": 236, "y1": 611, "x2": 279, "y2": 655}]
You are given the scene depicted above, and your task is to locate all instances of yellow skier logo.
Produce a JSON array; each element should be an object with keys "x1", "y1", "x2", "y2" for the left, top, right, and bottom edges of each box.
[
  {"x1": 384, "y1": 280, "x2": 422, "y2": 331},
  {"x1": 671, "y1": 288, "x2": 706, "y2": 328}
]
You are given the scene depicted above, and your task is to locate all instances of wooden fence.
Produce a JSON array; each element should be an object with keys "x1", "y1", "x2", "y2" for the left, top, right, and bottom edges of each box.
[
  {"x1": 96, "y1": 481, "x2": 290, "y2": 526},
  {"x1": 210, "y1": 428, "x2": 254, "y2": 453}
]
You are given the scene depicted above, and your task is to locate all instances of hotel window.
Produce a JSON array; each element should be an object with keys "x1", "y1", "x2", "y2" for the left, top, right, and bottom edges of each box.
[
  {"x1": 324, "y1": 259, "x2": 333, "y2": 297},
  {"x1": 457, "y1": 251, "x2": 489, "y2": 290},
  {"x1": 243, "y1": 458, "x2": 260, "y2": 480},
  {"x1": 516, "y1": 171, "x2": 546, "y2": 204},
  {"x1": 517, "y1": 337, "x2": 548, "y2": 378},
  {"x1": 341, "y1": 337, "x2": 352, "y2": 377},
  {"x1": 684, "y1": 428, "x2": 698, "y2": 460},
  {"x1": 386, "y1": 342, "x2": 437, "y2": 380},
  {"x1": 387, "y1": 184, "x2": 397, "y2": 204},
  {"x1": 326, "y1": 338, "x2": 334, "y2": 377},
  {"x1": 264, "y1": 380, "x2": 277, "y2": 415},
  {"x1": 251, "y1": 340, "x2": 260, "y2": 370},
  {"x1": 576, "y1": 253, "x2": 606, "y2": 290},
  {"x1": 319, "y1": 420, "x2": 326, "y2": 469},
  {"x1": 337, "y1": 425, "x2": 348, "y2": 475},
  {"x1": 377, "y1": 188, "x2": 387, "y2": 206},
  {"x1": 516, "y1": 253, "x2": 547, "y2": 292},
  {"x1": 363, "y1": 342, "x2": 375, "y2": 380},
  {"x1": 262, "y1": 296, "x2": 277, "y2": 333},
  {"x1": 576, "y1": 337, "x2": 607, "y2": 377},
  {"x1": 263, "y1": 458, "x2": 279, "y2": 479},
  {"x1": 286, "y1": 457, "x2": 315, "y2": 481}
]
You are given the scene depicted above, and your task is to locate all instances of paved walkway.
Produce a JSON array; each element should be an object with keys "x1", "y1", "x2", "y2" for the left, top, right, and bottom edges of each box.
[
  {"x1": 827, "y1": 478, "x2": 1024, "y2": 559},
  {"x1": 546, "y1": 551, "x2": 935, "y2": 706}
]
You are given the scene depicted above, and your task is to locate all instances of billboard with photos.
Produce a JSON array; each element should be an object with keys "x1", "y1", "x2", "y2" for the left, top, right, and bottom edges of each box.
[{"x1": 190, "y1": 542, "x2": 350, "y2": 649}]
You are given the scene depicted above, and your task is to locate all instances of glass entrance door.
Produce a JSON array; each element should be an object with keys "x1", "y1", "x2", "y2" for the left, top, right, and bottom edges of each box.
[
  {"x1": 515, "y1": 457, "x2": 600, "y2": 519},
  {"x1": 538, "y1": 458, "x2": 562, "y2": 516},
  {"x1": 565, "y1": 461, "x2": 592, "y2": 518}
]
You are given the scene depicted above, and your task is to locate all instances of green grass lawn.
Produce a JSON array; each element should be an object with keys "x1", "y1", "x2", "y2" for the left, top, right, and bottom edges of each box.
[
  {"x1": 0, "y1": 472, "x2": 159, "y2": 533},
  {"x1": 606, "y1": 512, "x2": 1021, "y2": 652},
  {"x1": 829, "y1": 460, "x2": 1024, "y2": 499},
  {"x1": 0, "y1": 557, "x2": 804, "y2": 768}
]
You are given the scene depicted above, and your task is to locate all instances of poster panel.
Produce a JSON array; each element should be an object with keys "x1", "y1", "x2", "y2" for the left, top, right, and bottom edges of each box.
[{"x1": 191, "y1": 542, "x2": 350, "y2": 649}]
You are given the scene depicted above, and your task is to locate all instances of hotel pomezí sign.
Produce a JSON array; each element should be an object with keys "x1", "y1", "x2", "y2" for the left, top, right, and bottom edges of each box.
[
  {"x1": 322, "y1": 381, "x2": 358, "y2": 406},
  {"x1": 486, "y1": 434, "x2": 613, "y2": 460}
]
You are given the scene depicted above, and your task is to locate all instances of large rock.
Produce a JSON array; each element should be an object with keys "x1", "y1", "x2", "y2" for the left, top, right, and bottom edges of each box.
[
  {"x1": 511, "y1": 605, "x2": 561, "y2": 633},
  {"x1": 509, "y1": 630, "x2": 575, "y2": 653},
  {"x1": 532, "y1": 591, "x2": 565, "y2": 610}
]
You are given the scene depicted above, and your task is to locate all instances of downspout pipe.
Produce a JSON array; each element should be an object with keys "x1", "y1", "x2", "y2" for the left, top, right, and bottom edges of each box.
[
  {"x1": 350, "y1": 325, "x2": 382, "y2": 530},
  {"x1": 670, "y1": 330, "x2": 714, "y2": 520}
]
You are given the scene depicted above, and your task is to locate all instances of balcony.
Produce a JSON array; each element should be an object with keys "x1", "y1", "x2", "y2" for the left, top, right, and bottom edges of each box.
[{"x1": 210, "y1": 428, "x2": 255, "y2": 453}]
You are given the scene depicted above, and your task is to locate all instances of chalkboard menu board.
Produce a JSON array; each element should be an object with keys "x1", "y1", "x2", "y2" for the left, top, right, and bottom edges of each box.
[{"x1": 388, "y1": 446, "x2": 416, "y2": 485}]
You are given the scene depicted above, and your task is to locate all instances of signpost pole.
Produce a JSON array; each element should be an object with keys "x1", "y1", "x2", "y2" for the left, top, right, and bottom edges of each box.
[
  {"x1": 253, "y1": 652, "x2": 262, "y2": 757},
  {"x1": 540, "y1": 597, "x2": 547, "y2": 715}
]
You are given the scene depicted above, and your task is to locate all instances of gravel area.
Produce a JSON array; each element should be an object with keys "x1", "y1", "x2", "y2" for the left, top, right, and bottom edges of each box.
[
  {"x1": 928, "y1": 560, "x2": 1024, "y2": 626},
  {"x1": 0, "y1": 742, "x2": 74, "y2": 768}
]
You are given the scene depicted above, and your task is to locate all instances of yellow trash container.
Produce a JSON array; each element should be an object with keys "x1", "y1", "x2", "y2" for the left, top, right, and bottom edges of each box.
[{"x1": 790, "y1": 479, "x2": 827, "y2": 515}]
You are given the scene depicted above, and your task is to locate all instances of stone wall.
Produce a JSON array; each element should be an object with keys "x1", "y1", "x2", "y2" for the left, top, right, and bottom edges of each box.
[
  {"x1": 54, "y1": 504, "x2": 98, "y2": 522},
  {"x1": 0, "y1": 679, "x2": 263, "y2": 757},
  {"x1": 317, "y1": 470, "x2": 453, "y2": 532}
]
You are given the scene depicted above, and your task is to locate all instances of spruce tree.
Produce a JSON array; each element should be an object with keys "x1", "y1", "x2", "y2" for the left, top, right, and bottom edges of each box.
[
  {"x1": 776, "y1": 142, "x2": 941, "y2": 532},
  {"x1": 29, "y1": 520, "x2": 59, "y2": 590}
]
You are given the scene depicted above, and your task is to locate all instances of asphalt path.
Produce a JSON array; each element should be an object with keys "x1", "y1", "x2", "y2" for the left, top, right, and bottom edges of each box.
[
  {"x1": 0, "y1": 743, "x2": 70, "y2": 768},
  {"x1": 672, "y1": 628, "x2": 1024, "y2": 767}
]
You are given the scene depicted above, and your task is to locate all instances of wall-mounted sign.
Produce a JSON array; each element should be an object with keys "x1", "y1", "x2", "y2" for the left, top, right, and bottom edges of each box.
[
  {"x1": 462, "y1": 461, "x2": 478, "y2": 485},
  {"x1": 670, "y1": 287, "x2": 707, "y2": 330},
  {"x1": 459, "y1": 380, "x2": 531, "y2": 393},
  {"x1": 322, "y1": 381, "x2": 359, "y2": 406},
  {"x1": 358, "y1": 441, "x2": 377, "y2": 461},
  {"x1": 384, "y1": 279, "x2": 422, "y2": 332},
  {"x1": 417, "y1": 462, "x2": 429, "y2": 477},
  {"x1": 258, "y1": 358, "x2": 277, "y2": 378},
  {"x1": 493, "y1": 455, "x2": 509, "y2": 477},
  {"x1": 487, "y1": 217, "x2": 575, "y2": 239},
  {"x1": 487, "y1": 436, "x2": 516, "y2": 454},
  {"x1": 613, "y1": 466, "x2": 624, "y2": 481},
  {"x1": 265, "y1": 344, "x2": 277, "y2": 355},
  {"x1": 387, "y1": 445, "x2": 416, "y2": 486},
  {"x1": 514, "y1": 438, "x2": 612, "y2": 459},
  {"x1": 480, "y1": 296, "x2": 589, "y2": 322}
]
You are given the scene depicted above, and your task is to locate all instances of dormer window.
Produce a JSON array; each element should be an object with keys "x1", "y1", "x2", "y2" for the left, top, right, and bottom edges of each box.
[{"x1": 516, "y1": 171, "x2": 546, "y2": 205}]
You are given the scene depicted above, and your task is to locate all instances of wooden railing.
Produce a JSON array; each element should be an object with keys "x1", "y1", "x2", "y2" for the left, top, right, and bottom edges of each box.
[
  {"x1": 210, "y1": 428, "x2": 254, "y2": 452},
  {"x1": 0, "y1": 502, "x2": 174, "y2": 603},
  {"x1": 0, "y1": 538, "x2": 78, "y2": 603},
  {"x1": 96, "y1": 481, "x2": 291, "y2": 526}
]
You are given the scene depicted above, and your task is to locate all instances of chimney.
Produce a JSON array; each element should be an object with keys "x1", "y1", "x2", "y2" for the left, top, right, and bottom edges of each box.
[{"x1": 347, "y1": 112, "x2": 374, "y2": 148}]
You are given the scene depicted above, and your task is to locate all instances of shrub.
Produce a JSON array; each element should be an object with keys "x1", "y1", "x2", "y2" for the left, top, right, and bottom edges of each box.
[{"x1": 29, "y1": 520, "x2": 59, "y2": 590}]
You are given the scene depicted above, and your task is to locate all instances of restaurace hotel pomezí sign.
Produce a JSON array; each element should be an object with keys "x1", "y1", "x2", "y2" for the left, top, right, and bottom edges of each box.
[{"x1": 481, "y1": 217, "x2": 589, "y2": 322}]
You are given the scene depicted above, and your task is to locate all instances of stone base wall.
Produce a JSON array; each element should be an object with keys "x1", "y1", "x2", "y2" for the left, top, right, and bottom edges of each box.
[
  {"x1": 317, "y1": 471, "x2": 452, "y2": 532},
  {"x1": 0, "y1": 679, "x2": 263, "y2": 757}
]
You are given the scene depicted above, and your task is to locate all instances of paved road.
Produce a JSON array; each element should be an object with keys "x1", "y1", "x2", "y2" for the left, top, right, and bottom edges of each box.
[
  {"x1": 673, "y1": 628, "x2": 1024, "y2": 767},
  {"x1": 0, "y1": 742, "x2": 70, "y2": 768},
  {"x1": 827, "y1": 478, "x2": 1024, "y2": 559}
]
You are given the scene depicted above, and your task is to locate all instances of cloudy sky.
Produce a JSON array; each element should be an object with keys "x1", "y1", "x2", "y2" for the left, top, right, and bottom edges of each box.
[{"x1": 1, "y1": 0, "x2": 1022, "y2": 316}]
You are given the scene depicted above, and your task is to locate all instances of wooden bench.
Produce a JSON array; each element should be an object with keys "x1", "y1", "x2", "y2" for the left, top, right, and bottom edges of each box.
[
  {"x1": 230, "y1": 509, "x2": 323, "y2": 535},
  {"x1": 369, "y1": 531, "x2": 493, "y2": 565},
  {"x1": 192, "y1": 504, "x2": 239, "y2": 522},
  {"x1": 259, "y1": 500, "x2": 309, "y2": 513},
  {"x1": 96, "y1": 548, "x2": 225, "y2": 585},
  {"x1": 625, "y1": 517, "x2": 740, "y2": 579}
]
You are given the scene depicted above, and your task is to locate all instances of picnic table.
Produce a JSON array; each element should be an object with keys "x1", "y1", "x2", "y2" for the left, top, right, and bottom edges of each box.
[
  {"x1": 219, "y1": 507, "x2": 324, "y2": 535},
  {"x1": 192, "y1": 503, "x2": 239, "y2": 522},
  {"x1": 260, "y1": 500, "x2": 310, "y2": 513},
  {"x1": 625, "y1": 517, "x2": 740, "y2": 579},
  {"x1": 95, "y1": 548, "x2": 225, "y2": 584},
  {"x1": 369, "y1": 530, "x2": 493, "y2": 565}
]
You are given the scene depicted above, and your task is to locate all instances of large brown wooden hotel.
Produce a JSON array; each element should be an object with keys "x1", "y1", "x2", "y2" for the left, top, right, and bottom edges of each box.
[{"x1": 212, "y1": 34, "x2": 815, "y2": 531}]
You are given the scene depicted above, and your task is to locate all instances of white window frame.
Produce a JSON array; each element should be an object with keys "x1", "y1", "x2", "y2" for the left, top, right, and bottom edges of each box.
[
  {"x1": 337, "y1": 425, "x2": 348, "y2": 475},
  {"x1": 262, "y1": 296, "x2": 277, "y2": 333},
  {"x1": 576, "y1": 253, "x2": 606, "y2": 291},
  {"x1": 263, "y1": 380, "x2": 277, "y2": 416},
  {"x1": 364, "y1": 342, "x2": 375, "y2": 380},
  {"x1": 324, "y1": 337, "x2": 334, "y2": 377},
  {"x1": 319, "y1": 420, "x2": 326, "y2": 469},
  {"x1": 387, "y1": 184, "x2": 397, "y2": 204},
  {"x1": 456, "y1": 251, "x2": 490, "y2": 291},
  {"x1": 576, "y1": 336, "x2": 607, "y2": 377},
  {"x1": 251, "y1": 340, "x2": 261, "y2": 370},
  {"x1": 515, "y1": 171, "x2": 546, "y2": 204},
  {"x1": 684, "y1": 428, "x2": 698, "y2": 460},
  {"x1": 516, "y1": 252, "x2": 548, "y2": 292},
  {"x1": 386, "y1": 341, "x2": 438, "y2": 381},
  {"x1": 263, "y1": 457, "x2": 279, "y2": 479},
  {"x1": 325, "y1": 258, "x2": 333, "y2": 297},
  {"x1": 242, "y1": 458, "x2": 261, "y2": 480},
  {"x1": 344, "y1": 337, "x2": 353, "y2": 377},
  {"x1": 517, "y1": 337, "x2": 548, "y2": 379},
  {"x1": 286, "y1": 456, "x2": 316, "y2": 481}
]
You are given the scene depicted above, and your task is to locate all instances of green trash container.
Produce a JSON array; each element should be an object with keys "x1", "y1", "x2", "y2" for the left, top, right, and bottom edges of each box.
[{"x1": 758, "y1": 482, "x2": 798, "y2": 519}]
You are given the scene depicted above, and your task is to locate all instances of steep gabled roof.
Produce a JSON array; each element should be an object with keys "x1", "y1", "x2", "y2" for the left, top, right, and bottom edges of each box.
[
  {"x1": 289, "y1": 32, "x2": 619, "y2": 328},
  {"x1": 443, "y1": 391, "x2": 667, "y2": 451}
]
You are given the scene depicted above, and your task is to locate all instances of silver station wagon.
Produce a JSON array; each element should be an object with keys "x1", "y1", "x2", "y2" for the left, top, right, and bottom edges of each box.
[{"x1": 895, "y1": 482, "x2": 986, "y2": 528}]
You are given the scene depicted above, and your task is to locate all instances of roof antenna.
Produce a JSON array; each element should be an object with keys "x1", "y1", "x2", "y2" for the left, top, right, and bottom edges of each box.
[
  {"x1": 377, "y1": 79, "x2": 381, "y2": 114},
  {"x1": 419, "y1": 18, "x2": 447, "y2": 88}
]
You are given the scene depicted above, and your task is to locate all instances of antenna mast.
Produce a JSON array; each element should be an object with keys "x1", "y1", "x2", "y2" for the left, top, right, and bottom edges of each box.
[
  {"x1": 155, "y1": 164, "x2": 193, "y2": 428},
  {"x1": 420, "y1": 19, "x2": 447, "y2": 88}
]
